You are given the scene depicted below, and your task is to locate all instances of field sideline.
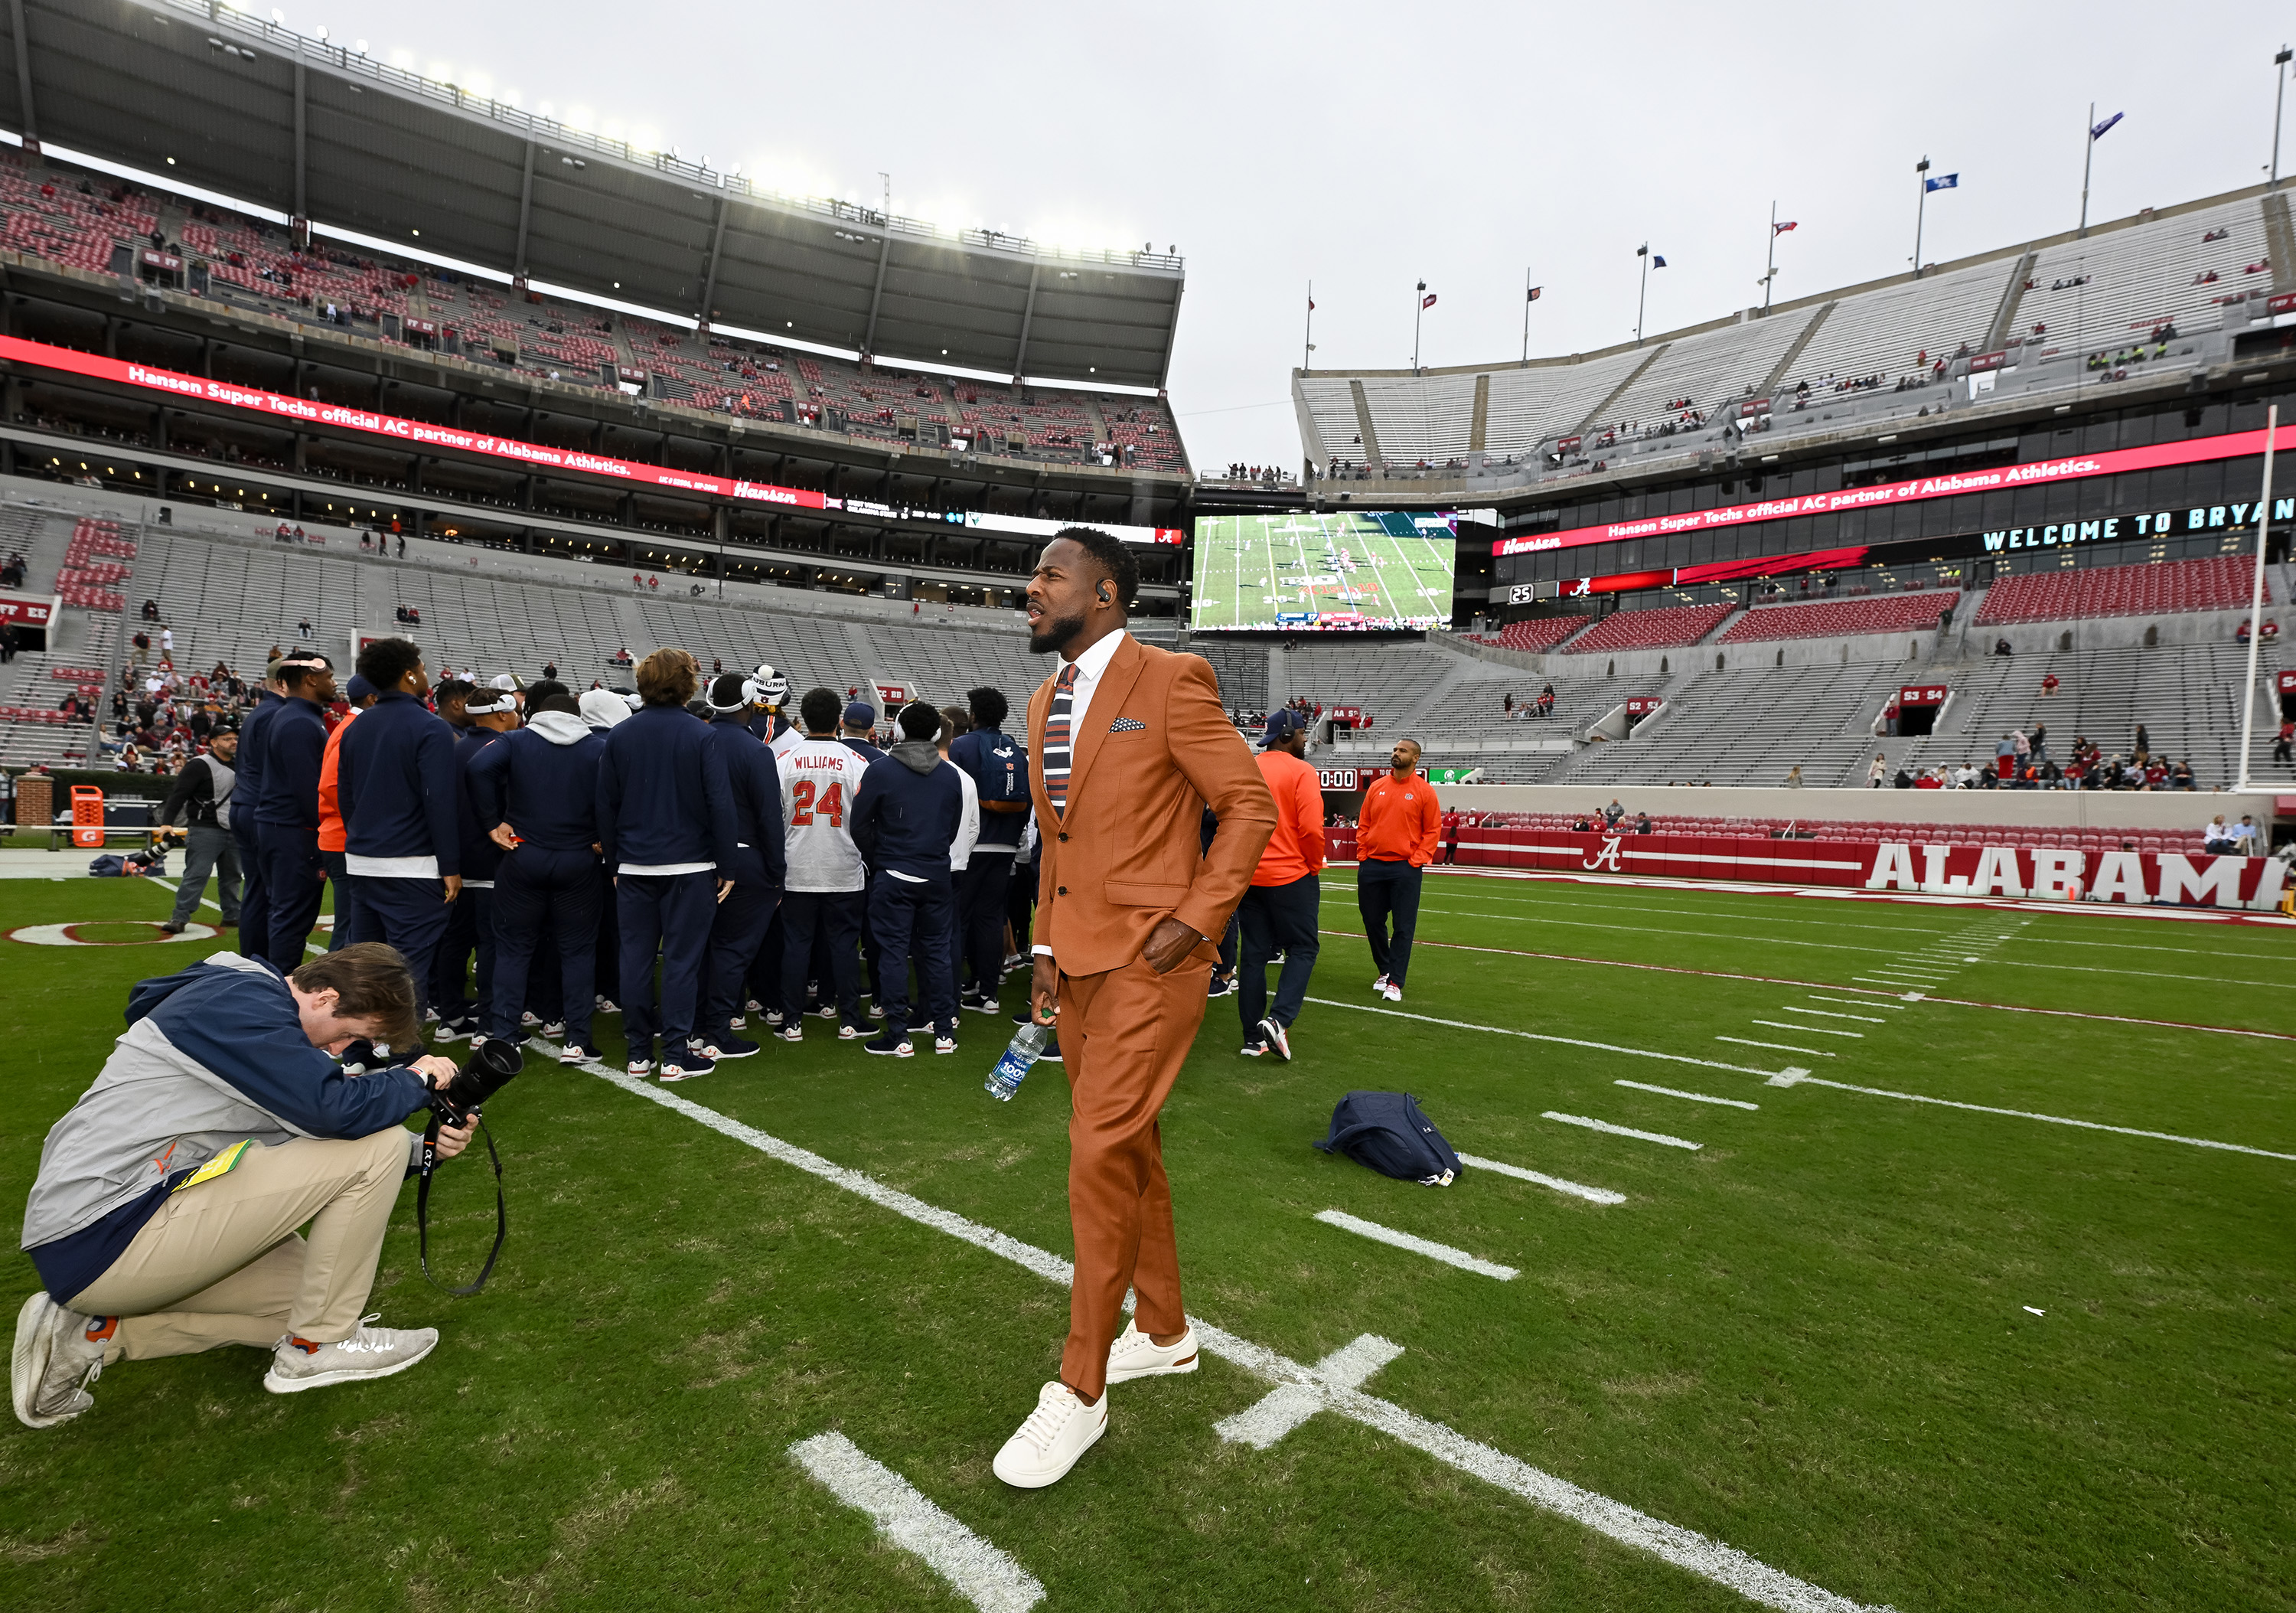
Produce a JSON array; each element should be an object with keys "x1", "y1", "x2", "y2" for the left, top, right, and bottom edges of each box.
[{"x1": 0, "y1": 865, "x2": 2288, "y2": 1611}]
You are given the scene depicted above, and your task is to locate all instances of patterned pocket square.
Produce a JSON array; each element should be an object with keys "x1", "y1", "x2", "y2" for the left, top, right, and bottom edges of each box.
[{"x1": 1108, "y1": 717, "x2": 1147, "y2": 733}]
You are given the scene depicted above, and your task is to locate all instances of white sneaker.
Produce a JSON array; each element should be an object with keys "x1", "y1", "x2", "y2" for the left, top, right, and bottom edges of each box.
[
  {"x1": 1371, "y1": 974, "x2": 1389, "y2": 994},
  {"x1": 11, "y1": 1293, "x2": 107, "y2": 1429},
  {"x1": 1382, "y1": 982, "x2": 1403, "y2": 1003},
  {"x1": 263, "y1": 1315, "x2": 437, "y2": 1394},
  {"x1": 934, "y1": 1033, "x2": 958, "y2": 1056},
  {"x1": 1105, "y1": 1321, "x2": 1199, "y2": 1385},
  {"x1": 1258, "y1": 1017, "x2": 1292, "y2": 1062},
  {"x1": 559, "y1": 1044, "x2": 598, "y2": 1066},
  {"x1": 992, "y1": 1380, "x2": 1107, "y2": 1488}
]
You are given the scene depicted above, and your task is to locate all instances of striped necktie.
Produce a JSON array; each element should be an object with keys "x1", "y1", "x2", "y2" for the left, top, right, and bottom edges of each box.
[{"x1": 1042, "y1": 661, "x2": 1078, "y2": 816}]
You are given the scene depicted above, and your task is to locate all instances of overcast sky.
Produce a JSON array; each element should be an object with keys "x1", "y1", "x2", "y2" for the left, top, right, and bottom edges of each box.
[{"x1": 314, "y1": 0, "x2": 2296, "y2": 472}]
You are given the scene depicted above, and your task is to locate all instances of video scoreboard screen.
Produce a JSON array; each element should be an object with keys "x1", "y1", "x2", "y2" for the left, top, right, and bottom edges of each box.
[{"x1": 1189, "y1": 511, "x2": 1456, "y2": 632}]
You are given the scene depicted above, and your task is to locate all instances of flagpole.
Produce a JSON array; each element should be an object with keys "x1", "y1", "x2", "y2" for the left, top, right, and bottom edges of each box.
[
  {"x1": 2239, "y1": 403, "x2": 2277, "y2": 792},
  {"x1": 2079, "y1": 101, "x2": 2093, "y2": 237},
  {"x1": 1303, "y1": 280, "x2": 1313, "y2": 374},
  {"x1": 1521, "y1": 267, "x2": 1531, "y2": 364},
  {"x1": 1913, "y1": 158, "x2": 1929, "y2": 278},
  {"x1": 1413, "y1": 279, "x2": 1425, "y2": 374},
  {"x1": 2275, "y1": 47, "x2": 2293, "y2": 191},
  {"x1": 1763, "y1": 201, "x2": 1776, "y2": 312},
  {"x1": 1636, "y1": 247, "x2": 1648, "y2": 346}
]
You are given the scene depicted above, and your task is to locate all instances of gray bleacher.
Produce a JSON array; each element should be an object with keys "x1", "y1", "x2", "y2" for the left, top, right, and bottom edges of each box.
[
  {"x1": 1186, "y1": 640, "x2": 1268, "y2": 710},
  {"x1": 2022, "y1": 194, "x2": 2263, "y2": 358},
  {"x1": 1891, "y1": 640, "x2": 2272, "y2": 789},
  {"x1": 0, "y1": 510, "x2": 109, "y2": 769},
  {"x1": 1779, "y1": 260, "x2": 2004, "y2": 393},
  {"x1": 1558, "y1": 661, "x2": 1910, "y2": 789}
]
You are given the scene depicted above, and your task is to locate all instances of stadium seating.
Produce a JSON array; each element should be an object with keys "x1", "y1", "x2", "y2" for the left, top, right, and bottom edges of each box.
[
  {"x1": 1974, "y1": 556, "x2": 2271, "y2": 625},
  {"x1": 1561, "y1": 603, "x2": 1733, "y2": 655},
  {"x1": 1466, "y1": 615, "x2": 1590, "y2": 653},
  {"x1": 1559, "y1": 660, "x2": 1909, "y2": 787},
  {"x1": 1717, "y1": 590, "x2": 1958, "y2": 645}
]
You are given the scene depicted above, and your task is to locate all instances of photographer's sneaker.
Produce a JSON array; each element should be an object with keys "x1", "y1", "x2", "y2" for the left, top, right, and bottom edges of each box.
[
  {"x1": 863, "y1": 1030, "x2": 912, "y2": 1057},
  {"x1": 693, "y1": 1034, "x2": 761, "y2": 1061},
  {"x1": 263, "y1": 1316, "x2": 436, "y2": 1395},
  {"x1": 658, "y1": 1053, "x2": 715, "y2": 1082},
  {"x1": 1105, "y1": 1321, "x2": 1199, "y2": 1384},
  {"x1": 11, "y1": 1295, "x2": 111, "y2": 1429},
  {"x1": 993, "y1": 1380, "x2": 1107, "y2": 1489}
]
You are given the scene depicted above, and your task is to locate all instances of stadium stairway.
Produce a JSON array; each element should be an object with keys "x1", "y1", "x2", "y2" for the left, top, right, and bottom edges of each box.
[
  {"x1": 1555, "y1": 659, "x2": 1910, "y2": 788},
  {"x1": 0, "y1": 509, "x2": 110, "y2": 769}
]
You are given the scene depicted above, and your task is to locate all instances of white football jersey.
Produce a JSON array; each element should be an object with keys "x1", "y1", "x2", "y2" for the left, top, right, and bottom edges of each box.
[{"x1": 777, "y1": 736, "x2": 868, "y2": 892}]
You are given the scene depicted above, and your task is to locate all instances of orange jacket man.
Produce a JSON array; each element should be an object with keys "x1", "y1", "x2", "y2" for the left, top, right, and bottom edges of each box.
[
  {"x1": 1238, "y1": 707, "x2": 1326, "y2": 1061},
  {"x1": 315, "y1": 676, "x2": 378, "y2": 952},
  {"x1": 993, "y1": 528, "x2": 1276, "y2": 1491},
  {"x1": 1355, "y1": 737, "x2": 1440, "y2": 1001}
]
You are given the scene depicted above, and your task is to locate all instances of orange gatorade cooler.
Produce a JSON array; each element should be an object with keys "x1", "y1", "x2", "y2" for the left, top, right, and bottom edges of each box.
[{"x1": 70, "y1": 785, "x2": 106, "y2": 848}]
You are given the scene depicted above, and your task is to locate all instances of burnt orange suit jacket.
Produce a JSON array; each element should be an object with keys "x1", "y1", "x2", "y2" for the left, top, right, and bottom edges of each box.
[{"x1": 1028, "y1": 633, "x2": 1277, "y2": 978}]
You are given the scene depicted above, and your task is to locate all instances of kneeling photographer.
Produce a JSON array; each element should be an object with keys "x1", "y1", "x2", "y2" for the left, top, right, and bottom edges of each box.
[{"x1": 13, "y1": 943, "x2": 496, "y2": 1427}]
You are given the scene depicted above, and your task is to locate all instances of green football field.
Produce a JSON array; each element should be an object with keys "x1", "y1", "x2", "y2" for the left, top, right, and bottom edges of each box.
[
  {"x1": 1190, "y1": 513, "x2": 1456, "y2": 632},
  {"x1": 2, "y1": 866, "x2": 2291, "y2": 1612}
]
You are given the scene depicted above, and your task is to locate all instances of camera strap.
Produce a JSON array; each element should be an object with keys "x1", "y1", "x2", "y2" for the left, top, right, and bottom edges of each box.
[{"x1": 417, "y1": 1115, "x2": 507, "y2": 1296}]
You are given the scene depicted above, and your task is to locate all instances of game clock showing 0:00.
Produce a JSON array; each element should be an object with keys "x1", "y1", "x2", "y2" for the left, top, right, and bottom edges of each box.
[{"x1": 1189, "y1": 510, "x2": 1458, "y2": 633}]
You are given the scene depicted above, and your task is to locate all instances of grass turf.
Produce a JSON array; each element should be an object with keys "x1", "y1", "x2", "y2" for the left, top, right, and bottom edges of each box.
[{"x1": 0, "y1": 865, "x2": 2290, "y2": 1611}]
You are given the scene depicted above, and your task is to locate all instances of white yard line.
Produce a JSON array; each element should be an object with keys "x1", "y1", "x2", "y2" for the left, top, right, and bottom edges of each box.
[
  {"x1": 1543, "y1": 1112, "x2": 1703, "y2": 1151},
  {"x1": 1613, "y1": 1080, "x2": 1760, "y2": 1112},
  {"x1": 788, "y1": 1432, "x2": 1045, "y2": 1613},
  {"x1": 1810, "y1": 995, "x2": 1907, "y2": 1011},
  {"x1": 1782, "y1": 1007, "x2": 1887, "y2": 1024},
  {"x1": 1303, "y1": 998, "x2": 1802, "y2": 1078},
  {"x1": 1215, "y1": 1334, "x2": 1406, "y2": 1450},
  {"x1": 1751, "y1": 1019, "x2": 1863, "y2": 1039},
  {"x1": 1455, "y1": 1152, "x2": 1627, "y2": 1205},
  {"x1": 568, "y1": 1056, "x2": 1887, "y2": 1611},
  {"x1": 1315, "y1": 1209, "x2": 1519, "y2": 1280},
  {"x1": 1409, "y1": 905, "x2": 1916, "y2": 958},
  {"x1": 1764, "y1": 1070, "x2": 2296, "y2": 1162},
  {"x1": 1717, "y1": 1036, "x2": 1837, "y2": 1057}
]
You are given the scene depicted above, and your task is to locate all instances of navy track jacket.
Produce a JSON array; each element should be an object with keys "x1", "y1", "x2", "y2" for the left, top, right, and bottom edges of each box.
[
  {"x1": 706, "y1": 713, "x2": 788, "y2": 888},
  {"x1": 337, "y1": 690, "x2": 461, "y2": 874},
  {"x1": 595, "y1": 703, "x2": 739, "y2": 872},
  {"x1": 465, "y1": 715, "x2": 607, "y2": 854}
]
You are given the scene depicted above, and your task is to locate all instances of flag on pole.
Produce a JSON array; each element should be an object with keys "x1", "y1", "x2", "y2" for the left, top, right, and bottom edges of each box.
[
  {"x1": 1924, "y1": 172, "x2": 1959, "y2": 192},
  {"x1": 1422, "y1": 292, "x2": 1438, "y2": 309},
  {"x1": 2090, "y1": 110, "x2": 2124, "y2": 140},
  {"x1": 1651, "y1": 256, "x2": 1667, "y2": 269},
  {"x1": 1527, "y1": 286, "x2": 1543, "y2": 302},
  {"x1": 1773, "y1": 220, "x2": 1799, "y2": 235},
  {"x1": 1308, "y1": 296, "x2": 1316, "y2": 310}
]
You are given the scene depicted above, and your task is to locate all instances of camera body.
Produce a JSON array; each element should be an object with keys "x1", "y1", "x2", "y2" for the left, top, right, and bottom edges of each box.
[{"x1": 429, "y1": 1037, "x2": 521, "y2": 1131}]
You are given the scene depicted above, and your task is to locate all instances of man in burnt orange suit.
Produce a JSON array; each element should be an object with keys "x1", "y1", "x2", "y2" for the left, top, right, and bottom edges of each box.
[{"x1": 991, "y1": 527, "x2": 1276, "y2": 1489}]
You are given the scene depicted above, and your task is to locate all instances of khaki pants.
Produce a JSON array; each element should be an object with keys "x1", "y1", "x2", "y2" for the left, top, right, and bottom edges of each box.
[{"x1": 69, "y1": 1128, "x2": 413, "y2": 1363}]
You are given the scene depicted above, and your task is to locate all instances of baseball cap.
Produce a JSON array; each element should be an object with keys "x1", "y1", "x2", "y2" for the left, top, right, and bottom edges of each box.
[
  {"x1": 843, "y1": 700, "x2": 878, "y2": 728},
  {"x1": 1261, "y1": 708, "x2": 1309, "y2": 746},
  {"x1": 344, "y1": 674, "x2": 376, "y2": 703}
]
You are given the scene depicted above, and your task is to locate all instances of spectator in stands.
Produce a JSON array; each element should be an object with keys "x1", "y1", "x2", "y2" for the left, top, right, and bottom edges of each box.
[
  {"x1": 1632, "y1": 812, "x2": 1653, "y2": 833},
  {"x1": 2040, "y1": 671, "x2": 2060, "y2": 698},
  {"x1": 338, "y1": 638, "x2": 462, "y2": 1029},
  {"x1": 2232, "y1": 815, "x2": 2261, "y2": 853},
  {"x1": 1602, "y1": 798, "x2": 1625, "y2": 828},
  {"x1": 2203, "y1": 815, "x2": 2237, "y2": 853},
  {"x1": 2133, "y1": 724, "x2": 2151, "y2": 763},
  {"x1": 1881, "y1": 698, "x2": 1900, "y2": 736},
  {"x1": 2170, "y1": 759, "x2": 2195, "y2": 790},
  {"x1": 1867, "y1": 753, "x2": 1887, "y2": 789},
  {"x1": 2273, "y1": 718, "x2": 2292, "y2": 766},
  {"x1": 1994, "y1": 638, "x2": 2013, "y2": 657},
  {"x1": 2236, "y1": 619, "x2": 2252, "y2": 645},
  {"x1": 598, "y1": 648, "x2": 737, "y2": 1082},
  {"x1": 1783, "y1": 766, "x2": 1805, "y2": 788}
]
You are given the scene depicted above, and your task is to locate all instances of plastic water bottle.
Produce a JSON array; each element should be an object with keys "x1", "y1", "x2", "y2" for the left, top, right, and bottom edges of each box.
[{"x1": 986, "y1": 1019, "x2": 1057, "y2": 1102}]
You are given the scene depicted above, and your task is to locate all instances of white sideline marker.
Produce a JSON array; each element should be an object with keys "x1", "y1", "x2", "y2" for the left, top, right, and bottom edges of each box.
[
  {"x1": 1716, "y1": 1036, "x2": 1836, "y2": 1057},
  {"x1": 1810, "y1": 995, "x2": 1908, "y2": 1011},
  {"x1": 1216, "y1": 1333, "x2": 1404, "y2": 1449},
  {"x1": 1782, "y1": 1005, "x2": 1887, "y2": 1024},
  {"x1": 1305, "y1": 997, "x2": 1802, "y2": 1078},
  {"x1": 1763, "y1": 1070, "x2": 2296, "y2": 1161},
  {"x1": 1614, "y1": 1079, "x2": 1760, "y2": 1112},
  {"x1": 570, "y1": 1056, "x2": 1894, "y2": 1613},
  {"x1": 1543, "y1": 1112, "x2": 1703, "y2": 1151},
  {"x1": 789, "y1": 1432, "x2": 1045, "y2": 1613},
  {"x1": 1456, "y1": 1151, "x2": 1628, "y2": 1204},
  {"x1": 1752, "y1": 1019, "x2": 1863, "y2": 1039},
  {"x1": 1315, "y1": 1208, "x2": 1519, "y2": 1280}
]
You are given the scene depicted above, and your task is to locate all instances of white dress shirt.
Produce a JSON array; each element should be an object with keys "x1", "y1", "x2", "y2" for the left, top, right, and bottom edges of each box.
[{"x1": 1031, "y1": 628, "x2": 1129, "y2": 956}]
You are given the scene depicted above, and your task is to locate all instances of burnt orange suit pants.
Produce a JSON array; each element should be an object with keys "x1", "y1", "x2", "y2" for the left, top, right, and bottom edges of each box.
[{"x1": 1057, "y1": 944, "x2": 1213, "y2": 1399}]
